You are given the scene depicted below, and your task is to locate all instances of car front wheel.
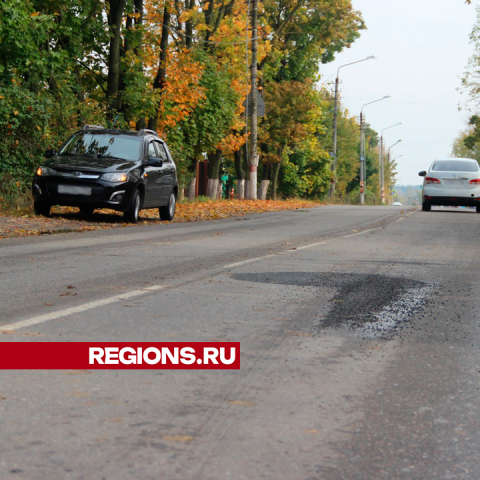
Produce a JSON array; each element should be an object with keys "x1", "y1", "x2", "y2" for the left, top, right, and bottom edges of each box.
[
  {"x1": 34, "y1": 201, "x2": 51, "y2": 217},
  {"x1": 159, "y1": 191, "x2": 176, "y2": 221},
  {"x1": 124, "y1": 189, "x2": 141, "y2": 223}
]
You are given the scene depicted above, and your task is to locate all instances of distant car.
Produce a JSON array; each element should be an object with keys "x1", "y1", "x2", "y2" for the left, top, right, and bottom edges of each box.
[
  {"x1": 392, "y1": 201, "x2": 402, "y2": 206},
  {"x1": 32, "y1": 126, "x2": 178, "y2": 223},
  {"x1": 419, "y1": 158, "x2": 480, "y2": 212}
]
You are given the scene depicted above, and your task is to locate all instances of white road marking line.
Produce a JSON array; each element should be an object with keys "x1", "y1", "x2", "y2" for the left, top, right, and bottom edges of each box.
[
  {"x1": 223, "y1": 241, "x2": 329, "y2": 269},
  {"x1": 289, "y1": 241, "x2": 328, "y2": 251},
  {"x1": 393, "y1": 217, "x2": 405, "y2": 223},
  {"x1": 225, "y1": 216, "x2": 400, "y2": 269},
  {"x1": 1, "y1": 285, "x2": 166, "y2": 332},
  {"x1": 342, "y1": 228, "x2": 377, "y2": 238},
  {"x1": 223, "y1": 255, "x2": 277, "y2": 269}
]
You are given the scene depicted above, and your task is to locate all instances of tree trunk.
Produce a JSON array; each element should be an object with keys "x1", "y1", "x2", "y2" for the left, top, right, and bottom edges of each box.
[
  {"x1": 258, "y1": 162, "x2": 271, "y2": 199},
  {"x1": 120, "y1": 0, "x2": 144, "y2": 121},
  {"x1": 272, "y1": 163, "x2": 281, "y2": 201},
  {"x1": 106, "y1": 0, "x2": 127, "y2": 118},
  {"x1": 206, "y1": 179, "x2": 219, "y2": 199},
  {"x1": 237, "y1": 179, "x2": 245, "y2": 199},
  {"x1": 178, "y1": 179, "x2": 185, "y2": 202},
  {"x1": 148, "y1": 6, "x2": 170, "y2": 130},
  {"x1": 185, "y1": 0, "x2": 195, "y2": 49},
  {"x1": 187, "y1": 177, "x2": 196, "y2": 199},
  {"x1": 233, "y1": 148, "x2": 244, "y2": 199},
  {"x1": 248, "y1": 0, "x2": 259, "y2": 200},
  {"x1": 217, "y1": 182, "x2": 223, "y2": 199},
  {"x1": 244, "y1": 180, "x2": 250, "y2": 199},
  {"x1": 242, "y1": 141, "x2": 250, "y2": 199},
  {"x1": 258, "y1": 180, "x2": 269, "y2": 200},
  {"x1": 206, "y1": 150, "x2": 222, "y2": 199}
]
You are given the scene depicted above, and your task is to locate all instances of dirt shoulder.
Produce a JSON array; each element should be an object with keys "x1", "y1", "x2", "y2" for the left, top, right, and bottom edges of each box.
[{"x1": 0, "y1": 199, "x2": 323, "y2": 239}]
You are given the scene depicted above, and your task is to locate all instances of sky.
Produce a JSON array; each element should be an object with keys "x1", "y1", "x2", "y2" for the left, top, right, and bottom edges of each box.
[{"x1": 319, "y1": 0, "x2": 478, "y2": 186}]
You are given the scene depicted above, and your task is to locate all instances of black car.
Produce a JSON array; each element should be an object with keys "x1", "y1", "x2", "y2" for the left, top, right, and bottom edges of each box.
[{"x1": 32, "y1": 126, "x2": 178, "y2": 223}]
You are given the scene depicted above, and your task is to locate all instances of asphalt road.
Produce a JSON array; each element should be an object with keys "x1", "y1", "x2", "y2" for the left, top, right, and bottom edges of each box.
[{"x1": 1, "y1": 205, "x2": 480, "y2": 479}]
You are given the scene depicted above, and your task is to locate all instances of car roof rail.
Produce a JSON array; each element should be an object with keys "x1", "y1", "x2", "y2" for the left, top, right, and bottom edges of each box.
[
  {"x1": 82, "y1": 124, "x2": 105, "y2": 131},
  {"x1": 137, "y1": 129, "x2": 159, "y2": 137}
]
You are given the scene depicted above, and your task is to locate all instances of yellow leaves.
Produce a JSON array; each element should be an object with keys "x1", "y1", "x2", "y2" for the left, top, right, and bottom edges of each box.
[
  {"x1": 31, "y1": 12, "x2": 40, "y2": 17},
  {"x1": 13, "y1": 110, "x2": 19, "y2": 116},
  {"x1": 178, "y1": 9, "x2": 196, "y2": 23}
]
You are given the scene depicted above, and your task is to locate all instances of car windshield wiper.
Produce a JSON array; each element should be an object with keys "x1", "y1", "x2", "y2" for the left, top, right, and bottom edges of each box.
[
  {"x1": 60, "y1": 152, "x2": 96, "y2": 158},
  {"x1": 96, "y1": 154, "x2": 125, "y2": 160}
]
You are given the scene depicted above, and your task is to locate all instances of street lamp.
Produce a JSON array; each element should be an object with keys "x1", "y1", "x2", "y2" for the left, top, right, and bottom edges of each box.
[
  {"x1": 329, "y1": 55, "x2": 378, "y2": 198},
  {"x1": 380, "y1": 122, "x2": 403, "y2": 204},
  {"x1": 359, "y1": 95, "x2": 391, "y2": 205},
  {"x1": 388, "y1": 140, "x2": 402, "y2": 157}
]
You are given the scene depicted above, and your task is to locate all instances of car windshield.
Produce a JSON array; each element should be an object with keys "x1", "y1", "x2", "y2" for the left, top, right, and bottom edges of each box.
[
  {"x1": 59, "y1": 133, "x2": 142, "y2": 161},
  {"x1": 432, "y1": 160, "x2": 479, "y2": 172}
]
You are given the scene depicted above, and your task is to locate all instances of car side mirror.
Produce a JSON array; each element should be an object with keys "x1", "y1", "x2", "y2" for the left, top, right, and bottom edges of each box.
[
  {"x1": 147, "y1": 157, "x2": 163, "y2": 167},
  {"x1": 418, "y1": 171, "x2": 426, "y2": 177},
  {"x1": 44, "y1": 149, "x2": 57, "y2": 158}
]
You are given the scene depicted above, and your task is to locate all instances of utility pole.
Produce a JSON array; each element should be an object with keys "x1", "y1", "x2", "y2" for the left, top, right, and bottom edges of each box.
[
  {"x1": 248, "y1": 0, "x2": 258, "y2": 200},
  {"x1": 379, "y1": 136, "x2": 384, "y2": 204},
  {"x1": 359, "y1": 112, "x2": 365, "y2": 205},
  {"x1": 358, "y1": 95, "x2": 390, "y2": 205},
  {"x1": 328, "y1": 55, "x2": 377, "y2": 200},
  {"x1": 329, "y1": 76, "x2": 339, "y2": 198}
]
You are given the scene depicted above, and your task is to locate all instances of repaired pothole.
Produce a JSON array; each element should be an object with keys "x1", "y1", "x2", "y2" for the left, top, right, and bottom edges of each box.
[{"x1": 231, "y1": 272, "x2": 431, "y2": 334}]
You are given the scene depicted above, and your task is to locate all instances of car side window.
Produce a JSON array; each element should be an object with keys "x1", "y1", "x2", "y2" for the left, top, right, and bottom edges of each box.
[
  {"x1": 155, "y1": 142, "x2": 169, "y2": 162},
  {"x1": 147, "y1": 142, "x2": 157, "y2": 159}
]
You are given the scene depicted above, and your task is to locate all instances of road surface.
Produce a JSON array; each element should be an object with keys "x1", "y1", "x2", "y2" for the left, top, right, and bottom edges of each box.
[{"x1": 1, "y1": 205, "x2": 480, "y2": 479}]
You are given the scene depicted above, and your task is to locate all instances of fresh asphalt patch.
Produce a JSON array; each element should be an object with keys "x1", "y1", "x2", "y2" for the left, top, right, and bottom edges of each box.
[{"x1": 231, "y1": 272, "x2": 431, "y2": 336}]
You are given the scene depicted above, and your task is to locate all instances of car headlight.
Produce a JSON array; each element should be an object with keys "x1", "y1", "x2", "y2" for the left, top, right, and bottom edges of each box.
[
  {"x1": 101, "y1": 172, "x2": 129, "y2": 182},
  {"x1": 36, "y1": 166, "x2": 56, "y2": 176}
]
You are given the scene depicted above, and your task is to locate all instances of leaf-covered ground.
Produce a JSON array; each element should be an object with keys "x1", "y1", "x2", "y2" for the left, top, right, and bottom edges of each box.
[{"x1": 0, "y1": 199, "x2": 322, "y2": 239}]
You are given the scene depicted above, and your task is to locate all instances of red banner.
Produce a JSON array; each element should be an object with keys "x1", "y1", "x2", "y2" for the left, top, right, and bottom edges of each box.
[{"x1": 0, "y1": 342, "x2": 240, "y2": 369}]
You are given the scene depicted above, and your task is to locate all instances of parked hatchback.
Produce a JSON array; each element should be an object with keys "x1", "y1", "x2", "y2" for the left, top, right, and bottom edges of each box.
[
  {"x1": 32, "y1": 126, "x2": 178, "y2": 223},
  {"x1": 419, "y1": 158, "x2": 480, "y2": 212}
]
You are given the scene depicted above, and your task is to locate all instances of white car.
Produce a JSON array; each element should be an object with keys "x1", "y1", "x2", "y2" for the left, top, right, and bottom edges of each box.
[
  {"x1": 392, "y1": 201, "x2": 402, "y2": 206},
  {"x1": 419, "y1": 158, "x2": 480, "y2": 212}
]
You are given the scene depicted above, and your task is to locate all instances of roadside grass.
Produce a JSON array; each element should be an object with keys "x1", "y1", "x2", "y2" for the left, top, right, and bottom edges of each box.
[{"x1": 0, "y1": 183, "x2": 33, "y2": 217}]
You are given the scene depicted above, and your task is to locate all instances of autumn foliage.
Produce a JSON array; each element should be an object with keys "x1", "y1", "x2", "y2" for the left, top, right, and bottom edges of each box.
[{"x1": 0, "y1": 0, "x2": 374, "y2": 207}]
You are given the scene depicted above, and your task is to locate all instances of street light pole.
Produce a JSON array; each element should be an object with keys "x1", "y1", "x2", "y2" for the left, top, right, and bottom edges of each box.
[
  {"x1": 380, "y1": 122, "x2": 403, "y2": 204},
  {"x1": 329, "y1": 55, "x2": 377, "y2": 199},
  {"x1": 248, "y1": 0, "x2": 258, "y2": 200},
  {"x1": 385, "y1": 140, "x2": 401, "y2": 203},
  {"x1": 359, "y1": 95, "x2": 391, "y2": 205}
]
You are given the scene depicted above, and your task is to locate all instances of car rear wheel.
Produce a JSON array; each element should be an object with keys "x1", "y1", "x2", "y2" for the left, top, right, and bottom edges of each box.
[
  {"x1": 422, "y1": 202, "x2": 431, "y2": 212},
  {"x1": 159, "y1": 191, "x2": 176, "y2": 221},
  {"x1": 79, "y1": 206, "x2": 95, "y2": 216},
  {"x1": 476, "y1": 206, "x2": 480, "y2": 213},
  {"x1": 34, "y1": 201, "x2": 51, "y2": 217},
  {"x1": 124, "y1": 189, "x2": 141, "y2": 223}
]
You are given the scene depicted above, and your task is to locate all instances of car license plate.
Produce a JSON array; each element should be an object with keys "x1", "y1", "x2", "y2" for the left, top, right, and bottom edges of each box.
[
  {"x1": 443, "y1": 180, "x2": 464, "y2": 186},
  {"x1": 58, "y1": 185, "x2": 92, "y2": 195}
]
